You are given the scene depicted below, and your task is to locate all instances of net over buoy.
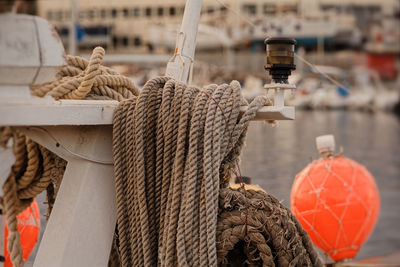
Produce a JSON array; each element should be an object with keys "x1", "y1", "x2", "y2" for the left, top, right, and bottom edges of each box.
[
  {"x1": 4, "y1": 199, "x2": 40, "y2": 267},
  {"x1": 290, "y1": 135, "x2": 380, "y2": 262}
]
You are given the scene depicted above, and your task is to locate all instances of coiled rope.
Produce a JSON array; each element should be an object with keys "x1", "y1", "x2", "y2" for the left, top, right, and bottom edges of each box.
[
  {"x1": 0, "y1": 47, "x2": 139, "y2": 267},
  {"x1": 217, "y1": 187, "x2": 323, "y2": 267}
]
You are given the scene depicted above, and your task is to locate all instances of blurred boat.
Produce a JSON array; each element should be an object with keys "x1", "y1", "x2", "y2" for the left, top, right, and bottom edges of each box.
[
  {"x1": 242, "y1": 64, "x2": 399, "y2": 112},
  {"x1": 241, "y1": 15, "x2": 361, "y2": 49},
  {"x1": 365, "y1": 17, "x2": 400, "y2": 80},
  {"x1": 239, "y1": 0, "x2": 362, "y2": 49},
  {"x1": 148, "y1": 23, "x2": 232, "y2": 50}
]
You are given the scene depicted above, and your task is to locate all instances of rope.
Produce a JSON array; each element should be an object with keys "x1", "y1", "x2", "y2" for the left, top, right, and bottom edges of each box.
[
  {"x1": 0, "y1": 133, "x2": 66, "y2": 267},
  {"x1": 1, "y1": 46, "x2": 322, "y2": 267},
  {"x1": 113, "y1": 76, "x2": 271, "y2": 266},
  {"x1": 30, "y1": 48, "x2": 139, "y2": 100},
  {"x1": 0, "y1": 46, "x2": 139, "y2": 267},
  {"x1": 112, "y1": 76, "x2": 322, "y2": 266},
  {"x1": 217, "y1": 187, "x2": 323, "y2": 267}
]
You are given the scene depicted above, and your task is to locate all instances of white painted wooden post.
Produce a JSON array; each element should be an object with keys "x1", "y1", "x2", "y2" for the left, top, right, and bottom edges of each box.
[
  {"x1": 68, "y1": 0, "x2": 78, "y2": 56},
  {"x1": 20, "y1": 126, "x2": 116, "y2": 267},
  {"x1": 33, "y1": 160, "x2": 115, "y2": 267},
  {"x1": 165, "y1": 0, "x2": 203, "y2": 84}
]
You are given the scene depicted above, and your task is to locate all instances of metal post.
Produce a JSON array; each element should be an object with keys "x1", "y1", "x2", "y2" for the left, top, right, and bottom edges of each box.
[
  {"x1": 317, "y1": 35, "x2": 324, "y2": 63},
  {"x1": 165, "y1": 0, "x2": 203, "y2": 84},
  {"x1": 274, "y1": 88, "x2": 285, "y2": 107}
]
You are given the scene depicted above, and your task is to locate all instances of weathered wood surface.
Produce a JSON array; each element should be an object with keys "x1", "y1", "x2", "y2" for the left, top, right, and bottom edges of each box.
[
  {"x1": 0, "y1": 98, "x2": 295, "y2": 127},
  {"x1": 23, "y1": 126, "x2": 116, "y2": 267},
  {"x1": 0, "y1": 13, "x2": 65, "y2": 86}
]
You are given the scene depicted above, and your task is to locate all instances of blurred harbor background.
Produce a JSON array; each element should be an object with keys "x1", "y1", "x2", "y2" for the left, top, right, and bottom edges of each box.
[
  {"x1": 6, "y1": 0, "x2": 398, "y2": 111},
  {"x1": 1, "y1": 0, "x2": 400, "y2": 265},
  {"x1": 4, "y1": 0, "x2": 398, "y2": 100},
  {"x1": 242, "y1": 111, "x2": 400, "y2": 261}
]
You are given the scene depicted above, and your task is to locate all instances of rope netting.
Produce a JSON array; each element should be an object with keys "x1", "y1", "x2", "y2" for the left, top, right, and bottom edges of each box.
[
  {"x1": 1, "y1": 47, "x2": 322, "y2": 266},
  {"x1": 218, "y1": 187, "x2": 323, "y2": 267},
  {"x1": 291, "y1": 156, "x2": 377, "y2": 259}
]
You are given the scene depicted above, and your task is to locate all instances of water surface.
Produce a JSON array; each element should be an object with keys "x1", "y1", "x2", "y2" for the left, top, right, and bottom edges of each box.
[
  {"x1": 240, "y1": 110, "x2": 400, "y2": 260},
  {"x1": 13, "y1": 110, "x2": 400, "y2": 265}
]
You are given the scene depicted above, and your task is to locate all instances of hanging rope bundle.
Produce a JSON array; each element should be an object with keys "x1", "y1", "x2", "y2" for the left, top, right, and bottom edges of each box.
[
  {"x1": 0, "y1": 47, "x2": 139, "y2": 267},
  {"x1": 112, "y1": 77, "x2": 267, "y2": 267},
  {"x1": 217, "y1": 187, "x2": 323, "y2": 267}
]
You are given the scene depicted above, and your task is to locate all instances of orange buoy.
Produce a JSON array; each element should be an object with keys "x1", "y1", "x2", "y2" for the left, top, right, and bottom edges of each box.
[
  {"x1": 290, "y1": 135, "x2": 380, "y2": 262},
  {"x1": 4, "y1": 199, "x2": 40, "y2": 267}
]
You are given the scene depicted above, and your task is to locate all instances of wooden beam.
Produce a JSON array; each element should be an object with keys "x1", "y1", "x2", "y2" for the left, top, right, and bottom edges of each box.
[
  {"x1": 0, "y1": 99, "x2": 294, "y2": 127},
  {"x1": 23, "y1": 126, "x2": 116, "y2": 267}
]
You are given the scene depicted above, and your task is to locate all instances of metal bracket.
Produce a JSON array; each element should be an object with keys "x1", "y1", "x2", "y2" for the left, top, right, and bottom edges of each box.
[{"x1": 248, "y1": 83, "x2": 297, "y2": 120}]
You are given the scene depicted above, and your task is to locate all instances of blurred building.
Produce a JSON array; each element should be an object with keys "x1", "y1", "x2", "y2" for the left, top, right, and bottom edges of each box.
[
  {"x1": 0, "y1": 0, "x2": 37, "y2": 14},
  {"x1": 36, "y1": 0, "x2": 188, "y2": 51},
  {"x1": 35, "y1": 0, "x2": 399, "y2": 51}
]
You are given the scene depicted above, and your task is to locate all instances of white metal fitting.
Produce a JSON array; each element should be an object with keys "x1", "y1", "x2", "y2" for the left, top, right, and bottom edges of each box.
[
  {"x1": 316, "y1": 135, "x2": 336, "y2": 156},
  {"x1": 264, "y1": 83, "x2": 296, "y2": 108}
]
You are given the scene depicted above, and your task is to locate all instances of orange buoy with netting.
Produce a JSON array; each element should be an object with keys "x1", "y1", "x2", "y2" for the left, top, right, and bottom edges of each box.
[
  {"x1": 290, "y1": 135, "x2": 380, "y2": 262},
  {"x1": 4, "y1": 199, "x2": 40, "y2": 267}
]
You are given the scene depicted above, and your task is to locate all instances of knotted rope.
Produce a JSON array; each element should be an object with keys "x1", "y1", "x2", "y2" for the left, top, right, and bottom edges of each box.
[
  {"x1": 0, "y1": 47, "x2": 139, "y2": 267},
  {"x1": 217, "y1": 187, "x2": 323, "y2": 267}
]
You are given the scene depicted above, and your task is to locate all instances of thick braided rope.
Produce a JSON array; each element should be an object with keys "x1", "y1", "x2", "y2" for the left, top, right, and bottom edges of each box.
[
  {"x1": 165, "y1": 85, "x2": 200, "y2": 266},
  {"x1": 2, "y1": 173, "x2": 25, "y2": 267},
  {"x1": 0, "y1": 46, "x2": 138, "y2": 266},
  {"x1": 0, "y1": 126, "x2": 12, "y2": 147},
  {"x1": 113, "y1": 98, "x2": 136, "y2": 266},
  {"x1": 161, "y1": 80, "x2": 185, "y2": 265},
  {"x1": 181, "y1": 84, "x2": 216, "y2": 266},
  {"x1": 113, "y1": 77, "x2": 268, "y2": 267},
  {"x1": 217, "y1": 187, "x2": 323, "y2": 267},
  {"x1": 11, "y1": 132, "x2": 27, "y2": 177},
  {"x1": 63, "y1": 47, "x2": 104, "y2": 99},
  {"x1": 31, "y1": 49, "x2": 139, "y2": 100},
  {"x1": 0, "y1": 133, "x2": 66, "y2": 267},
  {"x1": 16, "y1": 138, "x2": 39, "y2": 190}
]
